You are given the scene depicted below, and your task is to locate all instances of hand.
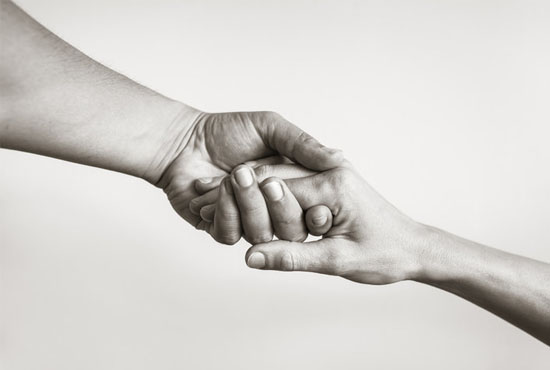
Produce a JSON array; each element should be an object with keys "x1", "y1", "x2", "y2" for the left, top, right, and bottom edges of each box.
[
  {"x1": 189, "y1": 160, "x2": 334, "y2": 245},
  {"x1": 157, "y1": 110, "x2": 343, "y2": 230},
  {"x1": 244, "y1": 164, "x2": 426, "y2": 285}
]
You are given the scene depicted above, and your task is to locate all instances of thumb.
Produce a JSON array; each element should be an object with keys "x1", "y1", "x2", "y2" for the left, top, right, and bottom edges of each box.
[
  {"x1": 305, "y1": 205, "x2": 333, "y2": 236},
  {"x1": 245, "y1": 239, "x2": 344, "y2": 276},
  {"x1": 252, "y1": 112, "x2": 344, "y2": 171}
]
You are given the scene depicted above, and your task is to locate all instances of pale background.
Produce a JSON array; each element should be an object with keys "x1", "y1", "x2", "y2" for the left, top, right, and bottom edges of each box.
[{"x1": 1, "y1": 0, "x2": 549, "y2": 369}]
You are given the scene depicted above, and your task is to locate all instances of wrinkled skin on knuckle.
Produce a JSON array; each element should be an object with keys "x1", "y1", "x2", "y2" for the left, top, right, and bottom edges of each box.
[
  {"x1": 251, "y1": 111, "x2": 282, "y2": 134},
  {"x1": 296, "y1": 130, "x2": 316, "y2": 146},
  {"x1": 324, "y1": 167, "x2": 358, "y2": 200},
  {"x1": 279, "y1": 253, "x2": 295, "y2": 271},
  {"x1": 213, "y1": 215, "x2": 241, "y2": 245},
  {"x1": 219, "y1": 209, "x2": 240, "y2": 223},
  {"x1": 331, "y1": 167, "x2": 354, "y2": 186}
]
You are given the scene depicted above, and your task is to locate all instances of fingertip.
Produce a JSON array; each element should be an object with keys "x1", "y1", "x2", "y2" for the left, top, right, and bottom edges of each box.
[
  {"x1": 200, "y1": 204, "x2": 216, "y2": 223},
  {"x1": 189, "y1": 198, "x2": 201, "y2": 215},
  {"x1": 231, "y1": 164, "x2": 256, "y2": 188},
  {"x1": 193, "y1": 178, "x2": 211, "y2": 194},
  {"x1": 260, "y1": 177, "x2": 284, "y2": 202},
  {"x1": 245, "y1": 241, "x2": 296, "y2": 271},
  {"x1": 194, "y1": 176, "x2": 223, "y2": 194},
  {"x1": 246, "y1": 252, "x2": 266, "y2": 269},
  {"x1": 245, "y1": 233, "x2": 274, "y2": 245},
  {"x1": 196, "y1": 219, "x2": 210, "y2": 231},
  {"x1": 189, "y1": 188, "x2": 220, "y2": 216},
  {"x1": 305, "y1": 205, "x2": 333, "y2": 236},
  {"x1": 245, "y1": 243, "x2": 274, "y2": 269},
  {"x1": 213, "y1": 230, "x2": 241, "y2": 246}
]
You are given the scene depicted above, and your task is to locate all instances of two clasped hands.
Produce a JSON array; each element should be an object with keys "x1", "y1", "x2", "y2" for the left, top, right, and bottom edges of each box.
[
  {"x1": 159, "y1": 109, "x2": 422, "y2": 284},
  {"x1": 2, "y1": 0, "x2": 549, "y2": 345}
]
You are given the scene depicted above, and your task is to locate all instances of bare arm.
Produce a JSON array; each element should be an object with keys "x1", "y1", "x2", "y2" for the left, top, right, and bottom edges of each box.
[
  {"x1": 419, "y1": 227, "x2": 550, "y2": 344},
  {"x1": 0, "y1": 0, "x2": 342, "y2": 232},
  {"x1": 0, "y1": 0, "x2": 197, "y2": 183}
]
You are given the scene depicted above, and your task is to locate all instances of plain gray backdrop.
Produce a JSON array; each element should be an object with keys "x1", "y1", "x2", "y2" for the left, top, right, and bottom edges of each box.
[{"x1": 1, "y1": 0, "x2": 549, "y2": 369}]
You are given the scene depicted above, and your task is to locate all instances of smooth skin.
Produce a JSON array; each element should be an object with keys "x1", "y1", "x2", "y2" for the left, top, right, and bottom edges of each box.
[
  {"x1": 196, "y1": 163, "x2": 550, "y2": 345},
  {"x1": 0, "y1": 0, "x2": 341, "y2": 238}
]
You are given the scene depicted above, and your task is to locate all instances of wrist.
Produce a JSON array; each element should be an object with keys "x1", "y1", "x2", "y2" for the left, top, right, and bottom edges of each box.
[
  {"x1": 408, "y1": 225, "x2": 445, "y2": 283},
  {"x1": 410, "y1": 224, "x2": 471, "y2": 285},
  {"x1": 141, "y1": 101, "x2": 203, "y2": 186}
]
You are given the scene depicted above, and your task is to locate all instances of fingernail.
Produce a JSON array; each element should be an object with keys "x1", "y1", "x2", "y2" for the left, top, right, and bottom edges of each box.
[
  {"x1": 247, "y1": 253, "x2": 266, "y2": 269},
  {"x1": 198, "y1": 177, "x2": 212, "y2": 184},
  {"x1": 312, "y1": 216, "x2": 327, "y2": 226},
  {"x1": 262, "y1": 181, "x2": 284, "y2": 201},
  {"x1": 234, "y1": 167, "x2": 254, "y2": 187}
]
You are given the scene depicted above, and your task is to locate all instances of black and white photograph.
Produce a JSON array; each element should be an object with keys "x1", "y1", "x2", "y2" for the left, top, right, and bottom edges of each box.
[{"x1": 1, "y1": 0, "x2": 549, "y2": 369}]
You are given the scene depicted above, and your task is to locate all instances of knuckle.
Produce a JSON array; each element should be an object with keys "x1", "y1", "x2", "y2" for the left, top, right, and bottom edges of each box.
[
  {"x1": 218, "y1": 209, "x2": 240, "y2": 223},
  {"x1": 325, "y1": 168, "x2": 356, "y2": 195},
  {"x1": 334, "y1": 167, "x2": 355, "y2": 184},
  {"x1": 296, "y1": 130, "x2": 314, "y2": 144},
  {"x1": 280, "y1": 253, "x2": 295, "y2": 271},
  {"x1": 341, "y1": 168, "x2": 357, "y2": 184}
]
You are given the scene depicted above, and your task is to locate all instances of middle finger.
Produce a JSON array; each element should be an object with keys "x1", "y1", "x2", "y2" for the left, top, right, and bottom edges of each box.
[{"x1": 230, "y1": 164, "x2": 273, "y2": 244}]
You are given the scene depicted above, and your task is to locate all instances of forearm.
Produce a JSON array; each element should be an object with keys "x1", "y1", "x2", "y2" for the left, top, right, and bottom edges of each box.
[
  {"x1": 415, "y1": 225, "x2": 550, "y2": 345},
  {"x1": 0, "y1": 0, "x2": 198, "y2": 183}
]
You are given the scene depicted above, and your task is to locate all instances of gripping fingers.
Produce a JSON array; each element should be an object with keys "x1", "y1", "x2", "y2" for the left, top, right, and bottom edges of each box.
[
  {"x1": 192, "y1": 163, "x2": 318, "y2": 223},
  {"x1": 230, "y1": 164, "x2": 273, "y2": 244},
  {"x1": 194, "y1": 175, "x2": 224, "y2": 195},
  {"x1": 305, "y1": 205, "x2": 333, "y2": 236},
  {"x1": 260, "y1": 178, "x2": 307, "y2": 242},
  {"x1": 189, "y1": 188, "x2": 218, "y2": 216},
  {"x1": 211, "y1": 177, "x2": 242, "y2": 245}
]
